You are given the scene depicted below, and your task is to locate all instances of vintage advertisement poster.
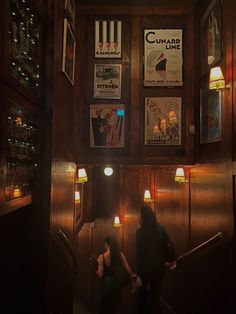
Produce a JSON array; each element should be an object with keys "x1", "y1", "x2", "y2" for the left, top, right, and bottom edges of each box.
[
  {"x1": 144, "y1": 29, "x2": 183, "y2": 87},
  {"x1": 95, "y1": 20, "x2": 122, "y2": 58},
  {"x1": 90, "y1": 104, "x2": 125, "y2": 148},
  {"x1": 144, "y1": 97, "x2": 181, "y2": 145},
  {"x1": 200, "y1": 0, "x2": 222, "y2": 76},
  {"x1": 94, "y1": 64, "x2": 122, "y2": 99},
  {"x1": 62, "y1": 18, "x2": 75, "y2": 85},
  {"x1": 200, "y1": 89, "x2": 221, "y2": 143}
]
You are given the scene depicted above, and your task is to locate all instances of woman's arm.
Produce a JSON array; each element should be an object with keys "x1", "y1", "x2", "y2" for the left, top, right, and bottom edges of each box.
[
  {"x1": 96, "y1": 254, "x2": 104, "y2": 278},
  {"x1": 121, "y1": 252, "x2": 135, "y2": 278}
]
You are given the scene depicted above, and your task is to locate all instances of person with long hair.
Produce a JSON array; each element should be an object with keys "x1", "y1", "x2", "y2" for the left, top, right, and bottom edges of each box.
[
  {"x1": 136, "y1": 205, "x2": 177, "y2": 314},
  {"x1": 96, "y1": 235, "x2": 136, "y2": 314}
]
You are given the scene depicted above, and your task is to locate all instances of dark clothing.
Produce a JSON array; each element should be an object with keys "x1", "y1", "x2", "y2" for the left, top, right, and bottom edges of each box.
[
  {"x1": 100, "y1": 255, "x2": 123, "y2": 314},
  {"x1": 136, "y1": 223, "x2": 176, "y2": 314}
]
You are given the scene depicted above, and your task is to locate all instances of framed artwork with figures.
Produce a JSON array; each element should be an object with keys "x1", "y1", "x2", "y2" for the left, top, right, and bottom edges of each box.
[
  {"x1": 200, "y1": 88, "x2": 221, "y2": 144},
  {"x1": 144, "y1": 97, "x2": 181, "y2": 145},
  {"x1": 90, "y1": 104, "x2": 125, "y2": 148},
  {"x1": 62, "y1": 19, "x2": 75, "y2": 85},
  {"x1": 200, "y1": 0, "x2": 222, "y2": 76}
]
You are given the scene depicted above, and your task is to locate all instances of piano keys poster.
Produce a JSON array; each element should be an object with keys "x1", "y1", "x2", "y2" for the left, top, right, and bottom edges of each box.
[
  {"x1": 95, "y1": 20, "x2": 122, "y2": 58},
  {"x1": 143, "y1": 29, "x2": 183, "y2": 87}
]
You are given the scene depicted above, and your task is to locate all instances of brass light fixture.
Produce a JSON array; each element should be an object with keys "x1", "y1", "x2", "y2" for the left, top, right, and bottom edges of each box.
[
  {"x1": 75, "y1": 190, "x2": 80, "y2": 204},
  {"x1": 114, "y1": 216, "x2": 121, "y2": 227},
  {"x1": 209, "y1": 66, "x2": 230, "y2": 90},
  {"x1": 175, "y1": 167, "x2": 188, "y2": 183},
  {"x1": 144, "y1": 189, "x2": 152, "y2": 203},
  {"x1": 77, "y1": 168, "x2": 88, "y2": 183}
]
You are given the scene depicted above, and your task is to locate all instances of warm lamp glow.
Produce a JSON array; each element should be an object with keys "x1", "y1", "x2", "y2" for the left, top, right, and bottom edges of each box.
[
  {"x1": 104, "y1": 166, "x2": 113, "y2": 176},
  {"x1": 144, "y1": 190, "x2": 152, "y2": 203},
  {"x1": 209, "y1": 66, "x2": 225, "y2": 90},
  {"x1": 77, "y1": 168, "x2": 88, "y2": 183},
  {"x1": 114, "y1": 216, "x2": 121, "y2": 227},
  {"x1": 13, "y1": 187, "x2": 21, "y2": 198},
  {"x1": 175, "y1": 167, "x2": 187, "y2": 183},
  {"x1": 75, "y1": 191, "x2": 80, "y2": 204}
]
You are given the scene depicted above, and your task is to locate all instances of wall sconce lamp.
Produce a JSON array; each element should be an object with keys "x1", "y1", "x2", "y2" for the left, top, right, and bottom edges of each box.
[
  {"x1": 144, "y1": 189, "x2": 153, "y2": 203},
  {"x1": 75, "y1": 190, "x2": 80, "y2": 204},
  {"x1": 114, "y1": 216, "x2": 121, "y2": 228},
  {"x1": 13, "y1": 186, "x2": 21, "y2": 198},
  {"x1": 104, "y1": 166, "x2": 113, "y2": 176},
  {"x1": 77, "y1": 168, "x2": 88, "y2": 183},
  {"x1": 209, "y1": 66, "x2": 230, "y2": 90},
  {"x1": 175, "y1": 167, "x2": 188, "y2": 183}
]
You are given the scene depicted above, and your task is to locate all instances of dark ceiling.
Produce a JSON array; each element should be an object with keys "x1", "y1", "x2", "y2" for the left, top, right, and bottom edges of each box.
[{"x1": 76, "y1": 0, "x2": 200, "y2": 7}]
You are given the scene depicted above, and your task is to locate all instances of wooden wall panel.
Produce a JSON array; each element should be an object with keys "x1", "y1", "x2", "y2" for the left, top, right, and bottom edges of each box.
[
  {"x1": 190, "y1": 164, "x2": 234, "y2": 247},
  {"x1": 74, "y1": 162, "x2": 235, "y2": 313},
  {"x1": 52, "y1": 0, "x2": 76, "y2": 160},
  {"x1": 155, "y1": 167, "x2": 190, "y2": 255},
  {"x1": 50, "y1": 161, "x2": 76, "y2": 240}
]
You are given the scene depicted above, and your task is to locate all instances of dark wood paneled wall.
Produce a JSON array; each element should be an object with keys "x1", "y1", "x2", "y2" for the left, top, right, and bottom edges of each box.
[
  {"x1": 75, "y1": 6, "x2": 196, "y2": 165},
  {"x1": 75, "y1": 163, "x2": 234, "y2": 312}
]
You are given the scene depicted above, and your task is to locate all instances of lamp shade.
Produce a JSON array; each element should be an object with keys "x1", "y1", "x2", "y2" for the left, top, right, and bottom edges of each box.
[
  {"x1": 75, "y1": 191, "x2": 80, "y2": 204},
  {"x1": 175, "y1": 167, "x2": 186, "y2": 183},
  {"x1": 13, "y1": 187, "x2": 21, "y2": 198},
  {"x1": 114, "y1": 216, "x2": 121, "y2": 227},
  {"x1": 209, "y1": 66, "x2": 225, "y2": 90},
  {"x1": 144, "y1": 190, "x2": 152, "y2": 203},
  {"x1": 78, "y1": 168, "x2": 88, "y2": 183}
]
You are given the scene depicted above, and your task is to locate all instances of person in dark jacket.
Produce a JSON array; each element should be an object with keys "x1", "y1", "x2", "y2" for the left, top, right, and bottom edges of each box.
[{"x1": 136, "y1": 205, "x2": 177, "y2": 314}]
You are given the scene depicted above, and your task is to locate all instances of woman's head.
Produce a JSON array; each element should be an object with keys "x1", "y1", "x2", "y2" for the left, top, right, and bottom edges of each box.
[
  {"x1": 140, "y1": 205, "x2": 157, "y2": 228},
  {"x1": 105, "y1": 235, "x2": 119, "y2": 251}
]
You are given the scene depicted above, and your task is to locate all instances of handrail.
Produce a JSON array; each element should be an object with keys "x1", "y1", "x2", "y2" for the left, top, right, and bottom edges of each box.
[
  {"x1": 57, "y1": 229, "x2": 79, "y2": 272},
  {"x1": 161, "y1": 232, "x2": 224, "y2": 314},
  {"x1": 177, "y1": 232, "x2": 224, "y2": 261}
]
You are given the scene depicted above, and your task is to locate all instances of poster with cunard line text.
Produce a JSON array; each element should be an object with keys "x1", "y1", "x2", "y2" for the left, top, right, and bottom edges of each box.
[{"x1": 144, "y1": 29, "x2": 183, "y2": 87}]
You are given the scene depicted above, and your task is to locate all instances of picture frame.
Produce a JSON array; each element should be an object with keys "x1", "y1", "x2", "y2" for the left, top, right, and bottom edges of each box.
[
  {"x1": 200, "y1": 88, "x2": 221, "y2": 144},
  {"x1": 200, "y1": 0, "x2": 222, "y2": 77},
  {"x1": 64, "y1": 0, "x2": 75, "y2": 30},
  {"x1": 90, "y1": 104, "x2": 125, "y2": 148},
  {"x1": 94, "y1": 64, "x2": 122, "y2": 99},
  {"x1": 62, "y1": 18, "x2": 76, "y2": 85},
  {"x1": 143, "y1": 29, "x2": 183, "y2": 87},
  {"x1": 95, "y1": 20, "x2": 122, "y2": 58},
  {"x1": 144, "y1": 97, "x2": 181, "y2": 145}
]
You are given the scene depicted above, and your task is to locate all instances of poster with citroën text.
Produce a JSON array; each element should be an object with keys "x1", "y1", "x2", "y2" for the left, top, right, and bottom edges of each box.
[{"x1": 144, "y1": 29, "x2": 183, "y2": 87}]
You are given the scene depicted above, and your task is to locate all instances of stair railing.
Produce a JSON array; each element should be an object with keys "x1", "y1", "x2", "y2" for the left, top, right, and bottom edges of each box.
[
  {"x1": 161, "y1": 231, "x2": 224, "y2": 314},
  {"x1": 57, "y1": 228, "x2": 79, "y2": 272}
]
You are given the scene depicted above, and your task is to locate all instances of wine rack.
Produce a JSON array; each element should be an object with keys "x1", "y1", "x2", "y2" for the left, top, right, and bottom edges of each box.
[
  {"x1": 9, "y1": 0, "x2": 40, "y2": 93},
  {"x1": 5, "y1": 99, "x2": 38, "y2": 201}
]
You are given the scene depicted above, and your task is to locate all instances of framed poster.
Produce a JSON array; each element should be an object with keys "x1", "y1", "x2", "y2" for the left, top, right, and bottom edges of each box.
[
  {"x1": 64, "y1": 0, "x2": 75, "y2": 29},
  {"x1": 62, "y1": 18, "x2": 76, "y2": 85},
  {"x1": 90, "y1": 104, "x2": 125, "y2": 148},
  {"x1": 143, "y1": 29, "x2": 183, "y2": 87},
  {"x1": 144, "y1": 97, "x2": 181, "y2": 145},
  {"x1": 94, "y1": 64, "x2": 122, "y2": 99},
  {"x1": 200, "y1": 0, "x2": 222, "y2": 76},
  {"x1": 95, "y1": 20, "x2": 122, "y2": 58},
  {"x1": 200, "y1": 89, "x2": 221, "y2": 144}
]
